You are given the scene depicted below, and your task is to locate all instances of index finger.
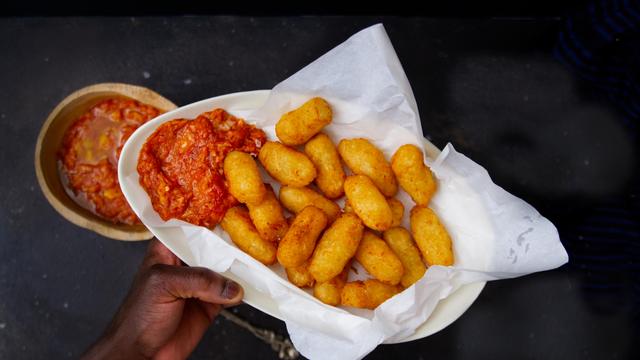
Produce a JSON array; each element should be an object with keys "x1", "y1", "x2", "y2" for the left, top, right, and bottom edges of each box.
[{"x1": 141, "y1": 238, "x2": 181, "y2": 269}]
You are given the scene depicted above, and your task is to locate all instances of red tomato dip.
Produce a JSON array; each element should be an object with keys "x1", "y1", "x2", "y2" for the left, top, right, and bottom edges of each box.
[
  {"x1": 59, "y1": 98, "x2": 162, "y2": 225},
  {"x1": 137, "y1": 109, "x2": 266, "y2": 228}
]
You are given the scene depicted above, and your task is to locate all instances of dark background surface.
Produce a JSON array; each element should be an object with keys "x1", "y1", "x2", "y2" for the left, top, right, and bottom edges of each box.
[
  {"x1": 0, "y1": 16, "x2": 637, "y2": 359},
  {"x1": 3, "y1": 0, "x2": 588, "y2": 16}
]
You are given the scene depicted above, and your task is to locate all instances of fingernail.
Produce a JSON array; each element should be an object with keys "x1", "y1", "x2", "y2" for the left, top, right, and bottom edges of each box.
[{"x1": 222, "y1": 279, "x2": 240, "y2": 299}]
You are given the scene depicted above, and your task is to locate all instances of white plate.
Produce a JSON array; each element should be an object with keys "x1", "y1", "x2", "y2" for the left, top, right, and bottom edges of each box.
[{"x1": 119, "y1": 90, "x2": 485, "y2": 344}]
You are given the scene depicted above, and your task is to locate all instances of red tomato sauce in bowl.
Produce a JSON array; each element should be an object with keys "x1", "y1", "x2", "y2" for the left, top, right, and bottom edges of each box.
[{"x1": 59, "y1": 98, "x2": 162, "y2": 225}]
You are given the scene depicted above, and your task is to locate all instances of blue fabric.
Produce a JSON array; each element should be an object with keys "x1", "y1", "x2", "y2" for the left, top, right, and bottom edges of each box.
[{"x1": 555, "y1": 0, "x2": 640, "y2": 324}]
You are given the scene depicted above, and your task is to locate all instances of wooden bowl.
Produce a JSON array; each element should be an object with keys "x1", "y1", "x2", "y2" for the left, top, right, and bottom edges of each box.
[{"x1": 34, "y1": 83, "x2": 177, "y2": 241}]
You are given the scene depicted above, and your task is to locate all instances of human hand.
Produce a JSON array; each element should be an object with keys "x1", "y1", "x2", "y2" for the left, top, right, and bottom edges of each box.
[{"x1": 83, "y1": 239, "x2": 243, "y2": 360}]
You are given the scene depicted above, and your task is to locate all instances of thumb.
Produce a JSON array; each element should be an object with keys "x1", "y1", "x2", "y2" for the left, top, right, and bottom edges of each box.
[{"x1": 146, "y1": 264, "x2": 244, "y2": 305}]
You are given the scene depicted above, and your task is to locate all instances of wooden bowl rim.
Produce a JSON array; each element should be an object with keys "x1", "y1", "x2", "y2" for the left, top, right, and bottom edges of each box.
[{"x1": 34, "y1": 82, "x2": 177, "y2": 241}]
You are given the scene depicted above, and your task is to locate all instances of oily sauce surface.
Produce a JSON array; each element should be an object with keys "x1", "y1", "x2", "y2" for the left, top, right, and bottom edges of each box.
[
  {"x1": 137, "y1": 109, "x2": 266, "y2": 227},
  {"x1": 59, "y1": 98, "x2": 161, "y2": 225}
]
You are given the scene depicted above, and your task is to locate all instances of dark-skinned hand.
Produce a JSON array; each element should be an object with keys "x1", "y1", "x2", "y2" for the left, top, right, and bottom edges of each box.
[{"x1": 83, "y1": 238, "x2": 243, "y2": 360}]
